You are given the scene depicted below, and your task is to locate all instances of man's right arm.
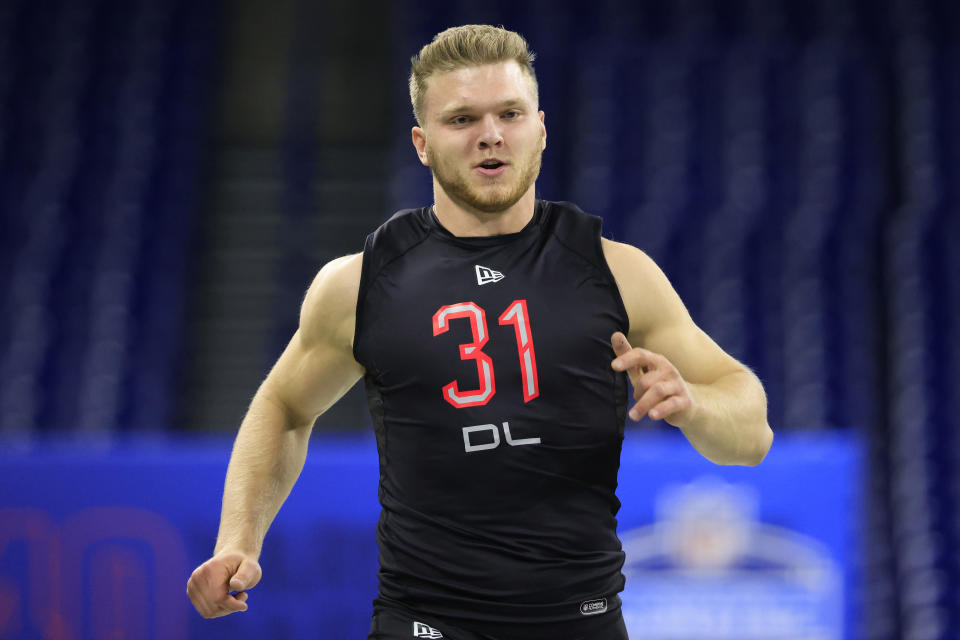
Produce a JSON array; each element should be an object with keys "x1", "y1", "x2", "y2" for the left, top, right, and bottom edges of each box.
[{"x1": 187, "y1": 252, "x2": 364, "y2": 618}]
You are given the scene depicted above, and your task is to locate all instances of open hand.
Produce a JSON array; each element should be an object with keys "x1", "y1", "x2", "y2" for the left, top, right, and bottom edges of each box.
[{"x1": 610, "y1": 331, "x2": 695, "y2": 425}]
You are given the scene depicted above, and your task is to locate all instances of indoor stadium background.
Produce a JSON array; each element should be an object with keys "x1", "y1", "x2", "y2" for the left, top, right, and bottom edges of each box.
[{"x1": 0, "y1": 0, "x2": 956, "y2": 638}]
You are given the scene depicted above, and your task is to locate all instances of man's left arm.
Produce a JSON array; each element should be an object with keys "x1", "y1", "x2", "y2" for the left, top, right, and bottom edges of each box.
[{"x1": 602, "y1": 239, "x2": 774, "y2": 466}]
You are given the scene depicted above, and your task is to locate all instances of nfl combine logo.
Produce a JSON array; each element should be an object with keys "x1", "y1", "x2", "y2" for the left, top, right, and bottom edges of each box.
[
  {"x1": 475, "y1": 264, "x2": 504, "y2": 285},
  {"x1": 412, "y1": 621, "x2": 444, "y2": 638},
  {"x1": 580, "y1": 598, "x2": 608, "y2": 615}
]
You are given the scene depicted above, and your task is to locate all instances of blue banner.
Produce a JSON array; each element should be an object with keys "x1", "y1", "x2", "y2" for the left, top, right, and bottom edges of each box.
[{"x1": 0, "y1": 430, "x2": 861, "y2": 639}]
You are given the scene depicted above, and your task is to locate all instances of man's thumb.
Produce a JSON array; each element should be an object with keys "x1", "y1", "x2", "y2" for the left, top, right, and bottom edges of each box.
[
  {"x1": 229, "y1": 559, "x2": 261, "y2": 592},
  {"x1": 611, "y1": 331, "x2": 632, "y2": 358}
]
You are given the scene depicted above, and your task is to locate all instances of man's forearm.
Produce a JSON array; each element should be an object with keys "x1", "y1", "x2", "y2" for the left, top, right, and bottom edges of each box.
[
  {"x1": 674, "y1": 370, "x2": 773, "y2": 466},
  {"x1": 213, "y1": 389, "x2": 313, "y2": 557}
]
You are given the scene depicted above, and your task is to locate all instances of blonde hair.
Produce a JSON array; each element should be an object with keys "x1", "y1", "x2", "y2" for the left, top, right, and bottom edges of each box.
[{"x1": 409, "y1": 24, "x2": 538, "y2": 125}]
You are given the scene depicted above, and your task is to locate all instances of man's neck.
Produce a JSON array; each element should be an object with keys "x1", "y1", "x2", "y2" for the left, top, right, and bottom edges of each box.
[{"x1": 432, "y1": 186, "x2": 537, "y2": 237}]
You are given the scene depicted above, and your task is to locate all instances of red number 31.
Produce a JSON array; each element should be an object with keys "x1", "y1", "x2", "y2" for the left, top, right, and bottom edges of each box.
[{"x1": 432, "y1": 300, "x2": 539, "y2": 408}]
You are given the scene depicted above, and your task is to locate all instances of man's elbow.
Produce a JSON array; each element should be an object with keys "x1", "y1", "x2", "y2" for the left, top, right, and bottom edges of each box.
[
  {"x1": 744, "y1": 377, "x2": 772, "y2": 466},
  {"x1": 744, "y1": 424, "x2": 774, "y2": 466}
]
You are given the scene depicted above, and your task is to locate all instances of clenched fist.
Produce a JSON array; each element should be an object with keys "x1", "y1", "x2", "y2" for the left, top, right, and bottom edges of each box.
[{"x1": 187, "y1": 550, "x2": 262, "y2": 618}]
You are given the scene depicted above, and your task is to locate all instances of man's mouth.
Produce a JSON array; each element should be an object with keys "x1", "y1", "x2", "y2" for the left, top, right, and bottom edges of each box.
[{"x1": 476, "y1": 159, "x2": 507, "y2": 176}]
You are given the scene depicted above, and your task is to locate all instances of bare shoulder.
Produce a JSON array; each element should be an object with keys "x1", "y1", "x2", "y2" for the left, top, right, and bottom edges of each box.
[
  {"x1": 600, "y1": 237, "x2": 659, "y2": 272},
  {"x1": 600, "y1": 238, "x2": 689, "y2": 342},
  {"x1": 299, "y1": 253, "x2": 363, "y2": 350},
  {"x1": 259, "y1": 253, "x2": 364, "y2": 423}
]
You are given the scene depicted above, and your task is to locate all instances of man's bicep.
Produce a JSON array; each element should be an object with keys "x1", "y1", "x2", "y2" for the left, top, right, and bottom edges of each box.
[
  {"x1": 262, "y1": 330, "x2": 364, "y2": 427},
  {"x1": 634, "y1": 260, "x2": 743, "y2": 383},
  {"x1": 603, "y1": 239, "x2": 744, "y2": 384},
  {"x1": 259, "y1": 253, "x2": 364, "y2": 427}
]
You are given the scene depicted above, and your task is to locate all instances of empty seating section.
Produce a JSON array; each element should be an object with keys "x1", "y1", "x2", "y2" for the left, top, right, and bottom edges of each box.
[
  {"x1": 0, "y1": 0, "x2": 958, "y2": 637},
  {"x1": 0, "y1": 0, "x2": 215, "y2": 435}
]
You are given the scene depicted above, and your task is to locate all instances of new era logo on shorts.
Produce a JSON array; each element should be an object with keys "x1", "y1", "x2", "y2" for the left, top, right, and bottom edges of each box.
[
  {"x1": 580, "y1": 598, "x2": 607, "y2": 615},
  {"x1": 475, "y1": 264, "x2": 504, "y2": 285},
  {"x1": 413, "y1": 621, "x2": 444, "y2": 639}
]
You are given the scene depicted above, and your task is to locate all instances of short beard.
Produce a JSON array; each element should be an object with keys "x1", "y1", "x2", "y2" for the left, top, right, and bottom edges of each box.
[{"x1": 427, "y1": 140, "x2": 543, "y2": 214}]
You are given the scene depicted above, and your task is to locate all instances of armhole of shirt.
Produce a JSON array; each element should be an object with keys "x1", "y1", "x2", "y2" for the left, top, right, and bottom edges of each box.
[
  {"x1": 548, "y1": 202, "x2": 631, "y2": 336},
  {"x1": 352, "y1": 208, "x2": 433, "y2": 371},
  {"x1": 593, "y1": 221, "x2": 631, "y2": 337},
  {"x1": 584, "y1": 214, "x2": 632, "y2": 436},
  {"x1": 352, "y1": 235, "x2": 376, "y2": 368}
]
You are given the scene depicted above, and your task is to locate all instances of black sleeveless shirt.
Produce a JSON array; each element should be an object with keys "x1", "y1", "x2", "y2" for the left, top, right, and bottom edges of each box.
[{"x1": 353, "y1": 199, "x2": 630, "y2": 629}]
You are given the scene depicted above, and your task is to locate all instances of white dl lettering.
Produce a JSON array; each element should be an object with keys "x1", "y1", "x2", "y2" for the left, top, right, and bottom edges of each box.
[{"x1": 462, "y1": 422, "x2": 541, "y2": 453}]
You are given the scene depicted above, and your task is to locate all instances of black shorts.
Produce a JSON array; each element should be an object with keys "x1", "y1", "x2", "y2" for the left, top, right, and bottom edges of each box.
[{"x1": 367, "y1": 601, "x2": 630, "y2": 640}]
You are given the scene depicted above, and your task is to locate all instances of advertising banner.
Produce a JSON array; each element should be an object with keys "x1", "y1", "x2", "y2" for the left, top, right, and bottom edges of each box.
[{"x1": 0, "y1": 430, "x2": 861, "y2": 639}]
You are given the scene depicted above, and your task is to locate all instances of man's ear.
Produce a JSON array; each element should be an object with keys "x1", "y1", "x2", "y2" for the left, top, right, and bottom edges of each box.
[
  {"x1": 539, "y1": 111, "x2": 547, "y2": 151},
  {"x1": 412, "y1": 126, "x2": 430, "y2": 166}
]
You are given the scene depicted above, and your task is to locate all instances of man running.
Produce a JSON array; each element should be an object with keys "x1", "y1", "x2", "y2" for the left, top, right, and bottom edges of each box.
[{"x1": 187, "y1": 24, "x2": 773, "y2": 640}]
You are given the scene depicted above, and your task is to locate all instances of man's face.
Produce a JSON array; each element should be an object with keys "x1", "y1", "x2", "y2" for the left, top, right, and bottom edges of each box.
[{"x1": 413, "y1": 61, "x2": 547, "y2": 214}]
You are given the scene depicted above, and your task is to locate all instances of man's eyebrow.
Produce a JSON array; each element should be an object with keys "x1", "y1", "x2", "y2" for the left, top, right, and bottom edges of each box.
[{"x1": 438, "y1": 99, "x2": 526, "y2": 118}]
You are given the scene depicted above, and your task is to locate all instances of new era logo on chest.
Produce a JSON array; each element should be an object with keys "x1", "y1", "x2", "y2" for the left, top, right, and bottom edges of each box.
[
  {"x1": 475, "y1": 264, "x2": 504, "y2": 285},
  {"x1": 413, "y1": 621, "x2": 444, "y2": 638}
]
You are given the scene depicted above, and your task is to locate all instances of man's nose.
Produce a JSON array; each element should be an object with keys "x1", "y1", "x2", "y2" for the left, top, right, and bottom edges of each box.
[{"x1": 477, "y1": 114, "x2": 504, "y2": 148}]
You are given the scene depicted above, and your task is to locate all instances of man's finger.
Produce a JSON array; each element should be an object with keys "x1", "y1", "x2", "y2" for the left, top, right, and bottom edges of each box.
[
  {"x1": 188, "y1": 566, "x2": 225, "y2": 618},
  {"x1": 611, "y1": 332, "x2": 632, "y2": 358},
  {"x1": 610, "y1": 332, "x2": 646, "y2": 373},
  {"x1": 647, "y1": 395, "x2": 687, "y2": 421},
  {"x1": 632, "y1": 370, "x2": 665, "y2": 400},
  {"x1": 611, "y1": 346, "x2": 660, "y2": 373},
  {"x1": 229, "y1": 559, "x2": 262, "y2": 592},
  {"x1": 220, "y1": 594, "x2": 248, "y2": 614},
  {"x1": 630, "y1": 380, "x2": 681, "y2": 420}
]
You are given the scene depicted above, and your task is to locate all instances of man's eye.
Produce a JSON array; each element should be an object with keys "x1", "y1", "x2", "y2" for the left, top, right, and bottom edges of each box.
[
  {"x1": 452, "y1": 116, "x2": 470, "y2": 125},
  {"x1": 503, "y1": 111, "x2": 519, "y2": 119}
]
